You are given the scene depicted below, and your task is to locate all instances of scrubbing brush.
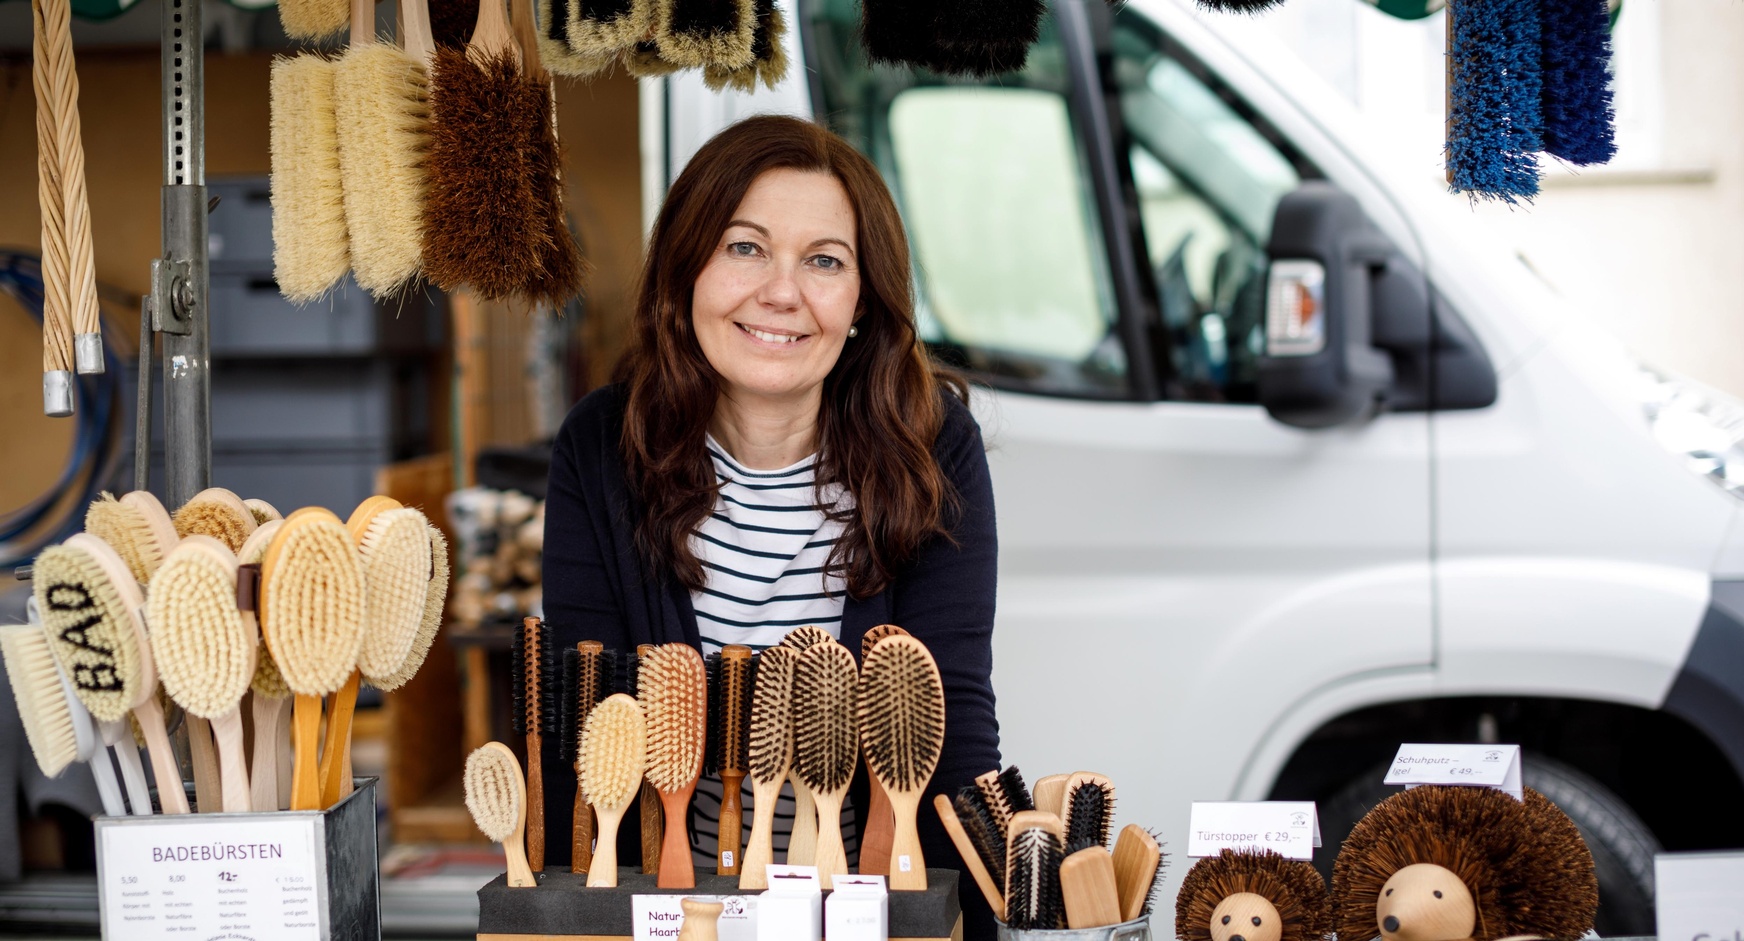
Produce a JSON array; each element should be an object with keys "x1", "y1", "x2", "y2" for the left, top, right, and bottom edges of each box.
[
  {"x1": 702, "y1": 0, "x2": 787, "y2": 93},
  {"x1": 580, "y1": 692, "x2": 647, "y2": 887},
  {"x1": 857, "y1": 634, "x2": 943, "y2": 890},
  {"x1": 84, "y1": 491, "x2": 178, "y2": 583},
  {"x1": 539, "y1": 0, "x2": 614, "y2": 75},
  {"x1": 653, "y1": 0, "x2": 755, "y2": 70},
  {"x1": 371, "y1": 523, "x2": 451, "y2": 692},
  {"x1": 279, "y1": 0, "x2": 349, "y2": 40},
  {"x1": 791, "y1": 639, "x2": 857, "y2": 888},
  {"x1": 1446, "y1": 0, "x2": 1544, "y2": 202},
  {"x1": 861, "y1": 0, "x2": 1043, "y2": 77},
  {"x1": 1006, "y1": 810, "x2": 1067, "y2": 930},
  {"x1": 148, "y1": 536, "x2": 259, "y2": 814},
  {"x1": 270, "y1": 52, "x2": 350, "y2": 303},
  {"x1": 1538, "y1": 0, "x2": 1615, "y2": 165},
  {"x1": 565, "y1": 0, "x2": 650, "y2": 60},
  {"x1": 465, "y1": 741, "x2": 536, "y2": 886},
  {"x1": 172, "y1": 487, "x2": 256, "y2": 554},
  {"x1": 639, "y1": 642, "x2": 706, "y2": 888},
  {"x1": 739, "y1": 644, "x2": 795, "y2": 890}
]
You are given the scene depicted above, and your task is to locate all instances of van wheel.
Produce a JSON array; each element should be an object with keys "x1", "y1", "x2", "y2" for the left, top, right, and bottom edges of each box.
[{"x1": 1315, "y1": 754, "x2": 1659, "y2": 935}]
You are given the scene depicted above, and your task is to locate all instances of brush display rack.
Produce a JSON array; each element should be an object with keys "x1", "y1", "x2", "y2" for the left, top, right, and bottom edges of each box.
[
  {"x1": 476, "y1": 868, "x2": 962, "y2": 941},
  {"x1": 92, "y1": 778, "x2": 381, "y2": 941}
]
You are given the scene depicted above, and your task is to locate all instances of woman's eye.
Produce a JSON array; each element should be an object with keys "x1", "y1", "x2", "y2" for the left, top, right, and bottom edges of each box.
[
  {"x1": 811, "y1": 254, "x2": 844, "y2": 271},
  {"x1": 728, "y1": 241, "x2": 761, "y2": 257}
]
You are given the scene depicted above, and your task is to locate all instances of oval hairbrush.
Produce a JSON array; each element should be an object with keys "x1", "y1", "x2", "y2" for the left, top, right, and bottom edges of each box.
[
  {"x1": 639, "y1": 642, "x2": 706, "y2": 888},
  {"x1": 777, "y1": 624, "x2": 833, "y2": 863},
  {"x1": 857, "y1": 623, "x2": 910, "y2": 875},
  {"x1": 791, "y1": 639, "x2": 857, "y2": 888},
  {"x1": 739, "y1": 644, "x2": 796, "y2": 890},
  {"x1": 857, "y1": 634, "x2": 943, "y2": 890},
  {"x1": 371, "y1": 523, "x2": 450, "y2": 692},
  {"x1": 465, "y1": 741, "x2": 535, "y2": 887},
  {"x1": 580, "y1": 692, "x2": 647, "y2": 887}
]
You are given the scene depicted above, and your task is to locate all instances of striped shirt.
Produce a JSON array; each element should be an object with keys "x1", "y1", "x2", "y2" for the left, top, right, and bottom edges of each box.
[{"x1": 686, "y1": 435, "x2": 856, "y2": 868}]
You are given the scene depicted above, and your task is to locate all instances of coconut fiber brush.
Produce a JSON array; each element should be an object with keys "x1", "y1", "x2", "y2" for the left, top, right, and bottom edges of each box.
[
  {"x1": 857, "y1": 634, "x2": 944, "y2": 890},
  {"x1": 640, "y1": 642, "x2": 706, "y2": 888},
  {"x1": 1178, "y1": 849, "x2": 1328, "y2": 941}
]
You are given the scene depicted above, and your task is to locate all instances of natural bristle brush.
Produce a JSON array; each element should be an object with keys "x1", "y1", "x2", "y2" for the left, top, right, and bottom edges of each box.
[
  {"x1": 711, "y1": 645, "x2": 754, "y2": 875},
  {"x1": 513, "y1": 617, "x2": 558, "y2": 872},
  {"x1": 1179, "y1": 849, "x2": 1327, "y2": 941},
  {"x1": 652, "y1": 0, "x2": 755, "y2": 70},
  {"x1": 279, "y1": 0, "x2": 349, "y2": 40},
  {"x1": 261, "y1": 508, "x2": 367, "y2": 811},
  {"x1": 270, "y1": 50, "x2": 349, "y2": 303},
  {"x1": 739, "y1": 644, "x2": 795, "y2": 890},
  {"x1": 244, "y1": 498, "x2": 283, "y2": 526},
  {"x1": 149, "y1": 535, "x2": 259, "y2": 814},
  {"x1": 564, "y1": 0, "x2": 650, "y2": 60},
  {"x1": 1006, "y1": 810, "x2": 1067, "y2": 930},
  {"x1": 777, "y1": 626, "x2": 831, "y2": 864},
  {"x1": 702, "y1": 0, "x2": 788, "y2": 93},
  {"x1": 975, "y1": 765, "x2": 1034, "y2": 838},
  {"x1": 83, "y1": 491, "x2": 178, "y2": 584},
  {"x1": 580, "y1": 692, "x2": 647, "y2": 887},
  {"x1": 639, "y1": 642, "x2": 706, "y2": 888},
  {"x1": 857, "y1": 634, "x2": 943, "y2": 889},
  {"x1": 1, "y1": 624, "x2": 81, "y2": 778},
  {"x1": 241, "y1": 520, "x2": 294, "y2": 812},
  {"x1": 539, "y1": 0, "x2": 613, "y2": 75},
  {"x1": 935, "y1": 792, "x2": 1005, "y2": 914},
  {"x1": 1062, "y1": 772, "x2": 1115, "y2": 853},
  {"x1": 172, "y1": 487, "x2": 257, "y2": 554},
  {"x1": 565, "y1": 641, "x2": 609, "y2": 873},
  {"x1": 372, "y1": 523, "x2": 451, "y2": 692},
  {"x1": 632, "y1": 644, "x2": 663, "y2": 875},
  {"x1": 857, "y1": 624, "x2": 910, "y2": 877},
  {"x1": 791, "y1": 639, "x2": 857, "y2": 888},
  {"x1": 466, "y1": 742, "x2": 536, "y2": 887}
]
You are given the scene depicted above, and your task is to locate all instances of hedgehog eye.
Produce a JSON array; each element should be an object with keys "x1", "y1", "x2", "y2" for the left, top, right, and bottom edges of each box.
[
  {"x1": 1252, "y1": 918, "x2": 1263, "y2": 927},
  {"x1": 1433, "y1": 891, "x2": 1443, "y2": 899},
  {"x1": 1385, "y1": 889, "x2": 1393, "y2": 897},
  {"x1": 1222, "y1": 916, "x2": 1232, "y2": 926}
]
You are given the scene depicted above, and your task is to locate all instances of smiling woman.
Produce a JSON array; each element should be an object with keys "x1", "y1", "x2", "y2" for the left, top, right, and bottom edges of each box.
[{"x1": 541, "y1": 115, "x2": 1002, "y2": 938}]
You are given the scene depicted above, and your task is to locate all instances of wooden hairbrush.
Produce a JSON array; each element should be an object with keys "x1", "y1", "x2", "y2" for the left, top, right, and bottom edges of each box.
[
  {"x1": 1112, "y1": 823, "x2": 1164, "y2": 923},
  {"x1": 777, "y1": 626, "x2": 831, "y2": 865},
  {"x1": 857, "y1": 634, "x2": 943, "y2": 890},
  {"x1": 1062, "y1": 772, "x2": 1115, "y2": 853},
  {"x1": 567, "y1": 640, "x2": 606, "y2": 873},
  {"x1": 935, "y1": 792, "x2": 1005, "y2": 913},
  {"x1": 1005, "y1": 810, "x2": 1066, "y2": 930},
  {"x1": 739, "y1": 644, "x2": 796, "y2": 890},
  {"x1": 857, "y1": 623, "x2": 909, "y2": 875},
  {"x1": 1062, "y1": 846, "x2": 1123, "y2": 929},
  {"x1": 791, "y1": 640, "x2": 857, "y2": 888},
  {"x1": 512, "y1": 617, "x2": 557, "y2": 871},
  {"x1": 640, "y1": 643, "x2": 706, "y2": 888},
  {"x1": 465, "y1": 741, "x2": 535, "y2": 887},
  {"x1": 580, "y1": 693, "x2": 646, "y2": 888}
]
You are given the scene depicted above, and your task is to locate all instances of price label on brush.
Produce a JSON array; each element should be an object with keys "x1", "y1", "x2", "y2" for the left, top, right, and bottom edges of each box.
[
  {"x1": 1383, "y1": 744, "x2": 1523, "y2": 800},
  {"x1": 96, "y1": 813, "x2": 324, "y2": 940},
  {"x1": 1187, "y1": 802, "x2": 1320, "y2": 861}
]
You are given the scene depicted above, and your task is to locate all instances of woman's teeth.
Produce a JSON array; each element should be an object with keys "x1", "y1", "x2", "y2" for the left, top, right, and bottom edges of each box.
[{"x1": 743, "y1": 325, "x2": 803, "y2": 344}]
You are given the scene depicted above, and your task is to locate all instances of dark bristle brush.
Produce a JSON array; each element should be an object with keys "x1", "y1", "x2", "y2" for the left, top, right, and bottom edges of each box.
[
  {"x1": 518, "y1": 617, "x2": 555, "y2": 872},
  {"x1": 570, "y1": 640, "x2": 606, "y2": 873},
  {"x1": 635, "y1": 644, "x2": 662, "y2": 875},
  {"x1": 936, "y1": 793, "x2": 1005, "y2": 914},
  {"x1": 1000, "y1": 766, "x2": 1036, "y2": 814},
  {"x1": 975, "y1": 768, "x2": 1018, "y2": 838},
  {"x1": 956, "y1": 786, "x2": 1008, "y2": 889},
  {"x1": 791, "y1": 640, "x2": 858, "y2": 888},
  {"x1": 857, "y1": 624, "x2": 910, "y2": 877},
  {"x1": 1062, "y1": 772, "x2": 1115, "y2": 853},
  {"x1": 856, "y1": 634, "x2": 944, "y2": 890},
  {"x1": 1005, "y1": 810, "x2": 1067, "y2": 930},
  {"x1": 716, "y1": 646, "x2": 754, "y2": 875}
]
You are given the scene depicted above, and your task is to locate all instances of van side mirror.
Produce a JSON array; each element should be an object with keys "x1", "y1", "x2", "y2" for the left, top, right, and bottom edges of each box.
[{"x1": 1256, "y1": 183, "x2": 1398, "y2": 429}]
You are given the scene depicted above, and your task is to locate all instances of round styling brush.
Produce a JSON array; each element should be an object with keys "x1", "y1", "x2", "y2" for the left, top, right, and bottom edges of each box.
[
  {"x1": 1177, "y1": 849, "x2": 1329, "y2": 941},
  {"x1": 639, "y1": 642, "x2": 707, "y2": 888},
  {"x1": 466, "y1": 742, "x2": 536, "y2": 886},
  {"x1": 580, "y1": 693, "x2": 647, "y2": 887},
  {"x1": 791, "y1": 639, "x2": 858, "y2": 888},
  {"x1": 856, "y1": 634, "x2": 943, "y2": 890}
]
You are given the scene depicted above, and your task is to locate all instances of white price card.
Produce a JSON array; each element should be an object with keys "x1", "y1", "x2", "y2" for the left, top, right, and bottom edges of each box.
[
  {"x1": 1383, "y1": 743, "x2": 1523, "y2": 800},
  {"x1": 97, "y1": 813, "x2": 323, "y2": 940},
  {"x1": 1655, "y1": 851, "x2": 1744, "y2": 941},
  {"x1": 634, "y1": 894, "x2": 758, "y2": 941},
  {"x1": 1187, "y1": 802, "x2": 1320, "y2": 861}
]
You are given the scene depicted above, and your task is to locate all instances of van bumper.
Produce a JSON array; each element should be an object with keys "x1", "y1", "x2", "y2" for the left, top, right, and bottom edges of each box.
[{"x1": 1662, "y1": 580, "x2": 1744, "y2": 782}]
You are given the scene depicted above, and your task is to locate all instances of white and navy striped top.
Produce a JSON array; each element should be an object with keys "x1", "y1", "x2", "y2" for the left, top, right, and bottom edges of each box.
[{"x1": 686, "y1": 435, "x2": 857, "y2": 868}]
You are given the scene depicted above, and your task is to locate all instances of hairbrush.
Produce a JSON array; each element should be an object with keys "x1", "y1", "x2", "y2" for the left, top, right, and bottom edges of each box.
[
  {"x1": 779, "y1": 625, "x2": 833, "y2": 651},
  {"x1": 148, "y1": 536, "x2": 259, "y2": 813},
  {"x1": 568, "y1": 640, "x2": 607, "y2": 873},
  {"x1": 955, "y1": 786, "x2": 1008, "y2": 888},
  {"x1": 856, "y1": 624, "x2": 910, "y2": 876},
  {"x1": 640, "y1": 642, "x2": 706, "y2": 888},
  {"x1": 1062, "y1": 772, "x2": 1114, "y2": 853},
  {"x1": 1033, "y1": 774, "x2": 1070, "y2": 820},
  {"x1": 580, "y1": 693, "x2": 647, "y2": 887},
  {"x1": 791, "y1": 640, "x2": 857, "y2": 888},
  {"x1": 856, "y1": 634, "x2": 943, "y2": 890},
  {"x1": 1061, "y1": 846, "x2": 1122, "y2": 929},
  {"x1": 934, "y1": 792, "x2": 1005, "y2": 913},
  {"x1": 1112, "y1": 823, "x2": 1164, "y2": 922},
  {"x1": 714, "y1": 645, "x2": 753, "y2": 875},
  {"x1": 171, "y1": 487, "x2": 257, "y2": 553},
  {"x1": 83, "y1": 491, "x2": 178, "y2": 584},
  {"x1": 239, "y1": 520, "x2": 289, "y2": 812},
  {"x1": 465, "y1": 741, "x2": 535, "y2": 886},
  {"x1": 1178, "y1": 849, "x2": 1327, "y2": 941},
  {"x1": 634, "y1": 643, "x2": 662, "y2": 874},
  {"x1": 778, "y1": 628, "x2": 831, "y2": 866},
  {"x1": 975, "y1": 768, "x2": 1017, "y2": 837},
  {"x1": 512, "y1": 617, "x2": 558, "y2": 872},
  {"x1": 260, "y1": 507, "x2": 368, "y2": 811},
  {"x1": 1005, "y1": 810, "x2": 1066, "y2": 930},
  {"x1": 739, "y1": 644, "x2": 795, "y2": 890}
]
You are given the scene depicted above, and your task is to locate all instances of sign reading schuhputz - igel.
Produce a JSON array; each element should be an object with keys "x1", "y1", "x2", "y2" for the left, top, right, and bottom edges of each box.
[{"x1": 97, "y1": 813, "x2": 325, "y2": 940}]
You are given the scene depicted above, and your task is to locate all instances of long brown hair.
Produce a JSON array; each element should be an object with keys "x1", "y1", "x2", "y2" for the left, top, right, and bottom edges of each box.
[{"x1": 617, "y1": 114, "x2": 963, "y2": 600}]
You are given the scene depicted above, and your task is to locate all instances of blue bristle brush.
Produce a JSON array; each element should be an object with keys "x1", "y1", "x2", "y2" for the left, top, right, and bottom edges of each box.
[
  {"x1": 1538, "y1": 0, "x2": 1615, "y2": 165},
  {"x1": 1446, "y1": 0, "x2": 1544, "y2": 202}
]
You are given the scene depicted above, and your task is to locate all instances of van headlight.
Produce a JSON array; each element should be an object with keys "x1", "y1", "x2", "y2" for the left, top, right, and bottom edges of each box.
[{"x1": 1638, "y1": 364, "x2": 1744, "y2": 497}]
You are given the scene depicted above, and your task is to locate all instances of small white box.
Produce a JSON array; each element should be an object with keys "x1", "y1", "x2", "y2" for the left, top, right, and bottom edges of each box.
[
  {"x1": 827, "y1": 875, "x2": 888, "y2": 941},
  {"x1": 758, "y1": 866, "x2": 822, "y2": 941}
]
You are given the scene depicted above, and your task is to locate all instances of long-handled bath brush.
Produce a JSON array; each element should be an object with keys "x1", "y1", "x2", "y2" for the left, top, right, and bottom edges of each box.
[
  {"x1": 640, "y1": 642, "x2": 706, "y2": 888},
  {"x1": 1, "y1": 624, "x2": 81, "y2": 778},
  {"x1": 1006, "y1": 810, "x2": 1066, "y2": 930},
  {"x1": 581, "y1": 692, "x2": 647, "y2": 887},
  {"x1": 739, "y1": 644, "x2": 795, "y2": 890},
  {"x1": 84, "y1": 491, "x2": 179, "y2": 584},
  {"x1": 857, "y1": 634, "x2": 943, "y2": 890},
  {"x1": 149, "y1": 536, "x2": 259, "y2": 814},
  {"x1": 172, "y1": 487, "x2": 257, "y2": 554},
  {"x1": 238, "y1": 520, "x2": 288, "y2": 812},
  {"x1": 466, "y1": 741, "x2": 536, "y2": 886},
  {"x1": 856, "y1": 624, "x2": 909, "y2": 877},
  {"x1": 261, "y1": 508, "x2": 368, "y2": 811},
  {"x1": 792, "y1": 640, "x2": 857, "y2": 888},
  {"x1": 371, "y1": 523, "x2": 450, "y2": 692},
  {"x1": 1446, "y1": 0, "x2": 1544, "y2": 202},
  {"x1": 271, "y1": 51, "x2": 349, "y2": 303}
]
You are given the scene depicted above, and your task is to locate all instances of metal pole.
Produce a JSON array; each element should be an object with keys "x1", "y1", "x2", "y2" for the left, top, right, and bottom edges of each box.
[{"x1": 157, "y1": 0, "x2": 209, "y2": 509}]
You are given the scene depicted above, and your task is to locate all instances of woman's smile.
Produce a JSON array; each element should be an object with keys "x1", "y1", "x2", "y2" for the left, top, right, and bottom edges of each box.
[{"x1": 736, "y1": 322, "x2": 811, "y2": 347}]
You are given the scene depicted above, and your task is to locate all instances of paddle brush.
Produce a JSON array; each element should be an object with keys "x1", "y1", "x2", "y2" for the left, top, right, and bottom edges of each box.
[
  {"x1": 466, "y1": 741, "x2": 536, "y2": 886},
  {"x1": 1446, "y1": 0, "x2": 1544, "y2": 202},
  {"x1": 780, "y1": 626, "x2": 833, "y2": 651},
  {"x1": 702, "y1": 0, "x2": 787, "y2": 93},
  {"x1": 935, "y1": 792, "x2": 1005, "y2": 914},
  {"x1": 511, "y1": 617, "x2": 558, "y2": 871},
  {"x1": 739, "y1": 644, "x2": 795, "y2": 890},
  {"x1": 566, "y1": 0, "x2": 650, "y2": 59},
  {"x1": 856, "y1": 624, "x2": 909, "y2": 877},
  {"x1": 172, "y1": 488, "x2": 256, "y2": 554},
  {"x1": 639, "y1": 643, "x2": 706, "y2": 887},
  {"x1": 580, "y1": 692, "x2": 647, "y2": 887},
  {"x1": 1062, "y1": 772, "x2": 1114, "y2": 853},
  {"x1": 1538, "y1": 0, "x2": 1615, "y2": 165},
  {"x1": 709, "y1": 645, "x2": 753, "y2": 875},
  {"x1": 778, "y1": 625, "x2": 830, "y2": 864},
  {"x1": 1179, "y1": 849, "x2": 1328, "y2": 941},
  {"x1": 565, "y1": 640, "x2": 608, "y2": 873},
  {"x1": 1006, "y1": 810, "x2": 1066, "y2": 930},
  {"x1": 149, "y1": 536, "x2": 259, "y2": 813},
  {"x1": 791, "y1": 640, "x2": 857, "y2": 887},
  {"x1": 271, "y1": 52, "x2": 349, "y2": 303},
  {"x1": 84, "y1": 491, "x2": 178, "y2": 584},
  {"x1": 857, "y1": 634, "x2": 943, "y2": 890},
  {"x1": 261, "y1": 508, "x2": 368, "y2": 811},
  {"x1": 1111, "y1": 824, "x2": 1165, "y2": 922},
  {"x1": 239, "y1": 520, "x2": 292, "y2": 812}
]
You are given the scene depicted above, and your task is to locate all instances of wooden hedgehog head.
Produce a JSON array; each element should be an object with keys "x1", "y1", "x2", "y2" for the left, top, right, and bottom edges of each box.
[
  {"x1": 1331, "y1": 786, "x2": 1598, "y2": 941},
  {"x1": 1178, "y1": 849, "x2": 1330, "y2": 941}
]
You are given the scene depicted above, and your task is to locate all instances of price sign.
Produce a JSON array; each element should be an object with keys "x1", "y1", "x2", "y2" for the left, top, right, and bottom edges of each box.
[
  {"x1": 1187, "y1": 802, "x2": 1320, "y2": 861},
  {"x1": 1383, "y1": 744, "x2": 1523, "y2": 800},
  {"x1": 1655, "y1": 851, "x2": 1744, "y2": 941},
  {"x1": 97, "y1": 813, "x2": 324, "y2": 940},
  {"x1": 634, "y1": 894, "x2": 758, "y2": 941}
]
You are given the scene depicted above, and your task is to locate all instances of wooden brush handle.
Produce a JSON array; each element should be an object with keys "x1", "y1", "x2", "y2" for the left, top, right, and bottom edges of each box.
[
  {"x1": 572, "y1": 776, "x2": 594, "y2": 873},
  {"x1": 586, "y1": 804, "x2": 625, "y2": 887},
  {"x1": 859, "y1": 774, "x2": 895, "y2": 875},
  {"x1": 250, "y1": 694, "x2": 283, "y2": 813},
  {"x1": 640, "y1": 780, "x2": 662, "y2": 873},
  {"x1": 275, "y1": 700, "x2": 294, "y2": 810},
  {"x1": 656, "y1": 784, "x2": 696, "y2": 888},
  {"x1": 290, "y1": 693, "x2": 323, "y2": 811},
  {"x1": 350, "y1": 0, "x2": 374, "y2": 46},
  {"x1": 212, "y1": 710, "x2": 253, "y2": 814},
  {"x1": 885, "y1": 787, "x2": 927, "y2": 891},
  {"x1": 467, "y1": 0, "x2": 518, "y2": 62},
  {"x1": 399, "y1": 0, "x2": 435, "y2": 63},
  {"x1": 107, "y1": 727, "x2": 152, "y2": 816},
  {"x1": 785, "y1": 774, "x2": 817, "y2": 865},
  {"x1": 317, "y1": 670, "x2": 360, "y2": 808},
  {"x1": 810, "y1": 788, "x2": 848, "y2": 889},
  {"x1": 678, "y1": 898, "x2": 724, "y2": 941},
  {"x1": 717, "y1": 770, "x2": 745, "y2": 875},
  {"x1": 1111, "y1": 824, "x2": 1160, "y2": 923},
  {"x1": 134, "y1": 696, "x2": 190, "y2": 815},
  {"x1": 738, "y1": 776, "x2": 782, "y2": 890},
  {"x1": 526, "y1": 728, "x2": 545, "y2": 872},
  {"x1": 507, "y1": 0, "x2": 548, "y2": 81},
  {"x1": 188, "y1": 715, "x2": 222, "y2": 813},
  {"x1": 1061, "y1": 847, "x2": 1122, "y2": 929},
  {"x1": 935, "y1": 794, "x2": 1004, "y2": 914},
  {"x1": 505, "y1": 810, "x2": 536, "y2": 887}
]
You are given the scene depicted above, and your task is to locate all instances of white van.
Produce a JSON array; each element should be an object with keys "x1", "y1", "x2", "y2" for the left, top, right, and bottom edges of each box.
[{"x1": 655, "y1": 0, "x2": 1744, "y2": 930}]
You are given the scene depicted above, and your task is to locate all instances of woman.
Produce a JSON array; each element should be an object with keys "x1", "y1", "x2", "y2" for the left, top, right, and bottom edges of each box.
[{"x1": 542, "y1": 114, "x2": 1000, "y2": 935}]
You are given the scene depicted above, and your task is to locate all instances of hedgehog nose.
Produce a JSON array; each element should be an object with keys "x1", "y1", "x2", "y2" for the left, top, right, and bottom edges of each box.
[
  {"x1": 1230, "y1": 935, "x2": 1245, "y2": 941},
  {"x1": 1382, "y1": 916, "x2": 1400, "y2": 934}
]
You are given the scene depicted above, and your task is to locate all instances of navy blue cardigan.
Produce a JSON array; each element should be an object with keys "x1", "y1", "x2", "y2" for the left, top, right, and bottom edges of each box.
[{"x1": 541, "y1": 383, "x2": 1002, "y2": 936}]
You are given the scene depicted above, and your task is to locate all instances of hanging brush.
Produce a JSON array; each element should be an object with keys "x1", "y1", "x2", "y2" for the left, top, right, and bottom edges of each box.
[
  {"x1": 270, "y1": 51, "x2": 350, "y2": 303},
  {"x1": 510, "y1": 0, "x2": 588, "y2": 309},
  {"x1": 568, "y1": 640, "x2": 608, "y2": 873},
  {"x1": 701, "y1": 0, "x2": 784, "y2": 91},
  {"x1": 1062, "y1": 772, "x2": 1115, "y2": 853},
  {"x1": 1191, "y1": 0, "x2": 1288, "y2": 11},
  {"x1": 1537, "y1": 0, "x2": 1614, "y2": 165},
  {"x1": 539, "y1": 0, "x2": 614, "y2": 75},
  {"x1": 1005, "y1": 810, "x2": 1067, "y2": 930},
  {"x1": 652, "y1": 0, "x2": 755, "y2": 70},
  {"x1": 511, "y1": 617, "x2": 558, "y2": 871},
  {"x1": 33, "y1": 0, "x2": 73, "y2": 416},
  {"x1": 1446, "y1": 0, "x2": 1544, "y2": 202},
  {"x1": 280, "y1": 0, "x2": 350, "y2": 41},
  {"x1": 566, "y1": 0, "x2": 651, "y2": 60},
  {"x1": 31, "y1": 0, "x2": 100, "y2": 381},
  {"x1": 861, "y1": 0, "x2": 1043, "y2": 77}
]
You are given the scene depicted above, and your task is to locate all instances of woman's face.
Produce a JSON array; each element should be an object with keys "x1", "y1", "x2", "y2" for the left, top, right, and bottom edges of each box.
[{"x1": 691, "y1": 168, "x2": 861, "y2": 409}]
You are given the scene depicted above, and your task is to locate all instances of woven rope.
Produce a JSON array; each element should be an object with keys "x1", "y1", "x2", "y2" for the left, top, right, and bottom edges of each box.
[
  {"x1": 38, "y1": 0, "x2": 98, "y2": 353},
  {"x1": 32, "y1": 0, "x2": 71, "y2": 375}
]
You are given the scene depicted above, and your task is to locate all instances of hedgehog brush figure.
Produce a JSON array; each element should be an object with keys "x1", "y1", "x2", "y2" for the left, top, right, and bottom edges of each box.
[
  {"x1": 1178, "y1": 849, "x2": 1331, "y2": 941},
  {"x1": 1331, "y1": 786, "x2": 1599, "y2": 941}
]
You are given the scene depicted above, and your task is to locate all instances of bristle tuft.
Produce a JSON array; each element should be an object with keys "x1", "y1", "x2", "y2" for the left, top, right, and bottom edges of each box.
[
  {"x1": 270, "y1": 54, "x2": 349, "y2": 303},
  {"x1": 464, "y1": 743, "x2": 525, "y2": 843},
  {"x1": 1144, "y1": 832, "x2": 1171, "y2": 916},
  {"x1": 334, "y1": 44, "x2": 431, "y2": 299},
  {"x1": 779, "y1": 625, "x2": 833, "y2": 651},
  {"x1": 791, "y1": 641, "x2": 857, "y2": 795},
  {"x1": 579, "y1": 693, "x2": 646, "y2": 810},
  {"x1": 0, "y1": 625, "x2": 79, "y2": 776},
  {"x1": 720, "y1": 646, "x2": 752, "y2": 775},
  {"x1": 1006, "y1": 824, "x2": 1066, "y2": 930},
  {"x1": 856, "y1": 636, "x2": 944, "y2": 793},
  {"x1": 559, "y1": 646, "x2": 581, "y2": 763},
  {"x1": 1064, "y1": 780, "x2": 1112, "y2": 852},
  {"x1": 638, "y1": 643, "x2": 706, "y2": 792},
  {"x1": 747, "y1": 645, "x2": 796, "y2": 784}
]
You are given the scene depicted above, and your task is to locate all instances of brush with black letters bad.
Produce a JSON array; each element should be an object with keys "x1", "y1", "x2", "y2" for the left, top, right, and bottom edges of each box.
[{"x1": 791, "y1": 639, "x2": 857, "y2": 888}]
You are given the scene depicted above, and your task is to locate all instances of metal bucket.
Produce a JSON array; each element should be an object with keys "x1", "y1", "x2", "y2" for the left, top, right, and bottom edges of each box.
[{"x1": 998, "y1": 917, "x2": 1155, "y2": 941}]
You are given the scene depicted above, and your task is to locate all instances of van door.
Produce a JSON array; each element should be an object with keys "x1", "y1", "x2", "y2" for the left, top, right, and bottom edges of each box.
[{"x1": 801, "y1": 0, "x2": 1432, "y2": 834}]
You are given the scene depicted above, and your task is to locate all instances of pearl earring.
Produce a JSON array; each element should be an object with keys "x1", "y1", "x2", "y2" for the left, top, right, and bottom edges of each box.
[{"x1": 848, "y1": 325, "x2": 859, "y2": 338}]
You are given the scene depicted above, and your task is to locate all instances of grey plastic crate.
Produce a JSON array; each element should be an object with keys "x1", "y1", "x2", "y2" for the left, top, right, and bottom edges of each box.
[
  {"x1": 210, "y1": 273, "x2": 439, "y2": 357},
  {"x1": 207, "y1": 179, "x2": 278, "y2": 272},
  {"x1": 207, "y1": 360, "x2": 426, "y2": 448}
]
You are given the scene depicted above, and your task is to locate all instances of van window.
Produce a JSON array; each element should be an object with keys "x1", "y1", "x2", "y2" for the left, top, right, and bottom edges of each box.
[
  {"x1": 1112, "y1": 11, "x2": 1304, "y2": 404},
  {"x1": 804, "y1": 0, "x2": 1129, "y2": 397}
]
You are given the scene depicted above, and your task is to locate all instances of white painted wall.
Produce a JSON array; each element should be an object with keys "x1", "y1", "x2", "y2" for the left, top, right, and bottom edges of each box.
[{"x1": 1251, "y1": 0, "x2": 1744, "y2": 398}]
